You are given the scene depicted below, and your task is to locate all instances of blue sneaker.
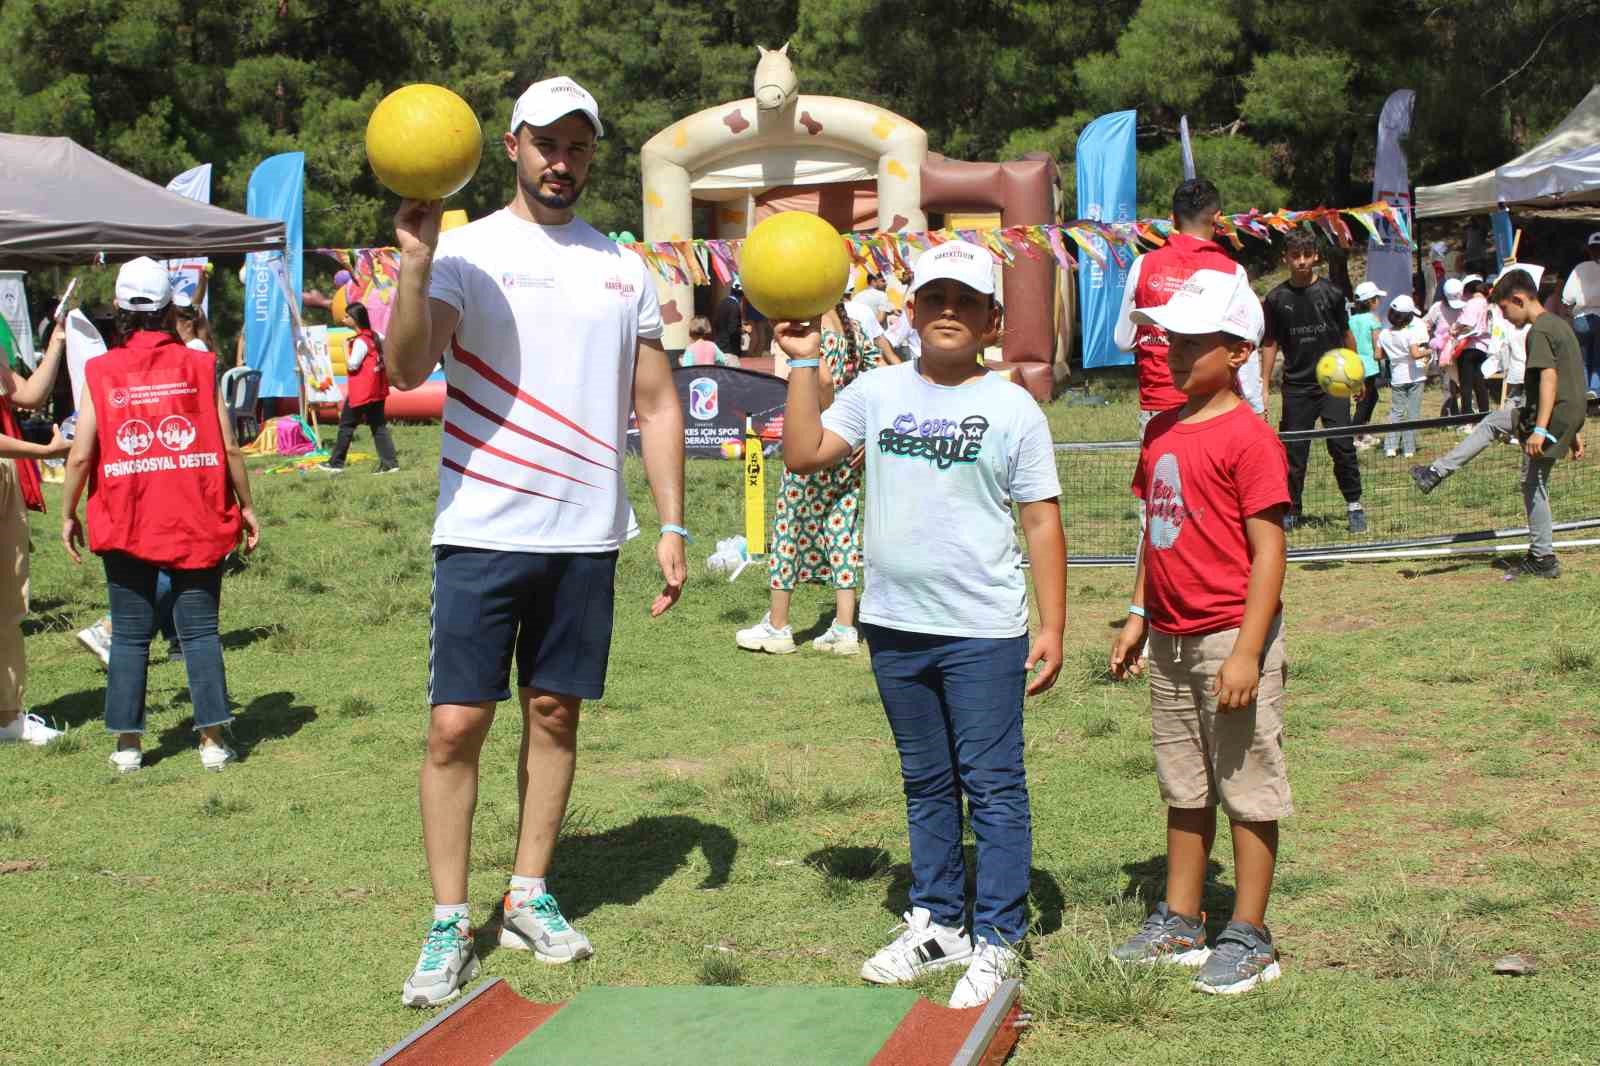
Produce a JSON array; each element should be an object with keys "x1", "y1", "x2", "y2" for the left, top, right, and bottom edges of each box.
[
  {"x1": 1109, "y1": 902, "x2": 1210, "y2": 966},
  {"x1": 1192, "y1": 921, "x2": 1281, "y2": 994}
]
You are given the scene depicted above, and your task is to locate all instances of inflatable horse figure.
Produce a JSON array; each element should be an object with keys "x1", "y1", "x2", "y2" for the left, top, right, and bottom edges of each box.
[{"x1": 753, "y1": 43, "x2": 798, "y2": 113}]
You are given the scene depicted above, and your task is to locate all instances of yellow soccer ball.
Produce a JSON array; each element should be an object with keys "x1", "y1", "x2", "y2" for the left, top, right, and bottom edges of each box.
[
  {"x1": 1316, "y1": 348, "x2": 1365, "y2": 398},
  {"x1": 739, "y1": 212, "x2": 852, "y2": 321},
  {"x1": 365, "y1": 84, "x2": 483, "y2": 199}
]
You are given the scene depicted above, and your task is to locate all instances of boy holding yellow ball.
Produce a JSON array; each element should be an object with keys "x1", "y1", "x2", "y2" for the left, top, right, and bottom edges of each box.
[
  {"x1": 778, "y1": 240, "x2": 1066, "y2": 1009},
  {"x1": 1109, "y1": 269, "x2": 1294, "y2": 996}
]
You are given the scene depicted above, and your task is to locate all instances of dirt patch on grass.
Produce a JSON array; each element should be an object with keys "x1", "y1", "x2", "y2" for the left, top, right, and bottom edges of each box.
[
  {"x1": 602, "y1": 757, "x2": 709, "y2": 779},
  {"x1": 0, "y1": 859, "x2": 46, "y2": 874},
  {"x1": 1305, "y1": 613, "x2": 1383, "y2": 635}
]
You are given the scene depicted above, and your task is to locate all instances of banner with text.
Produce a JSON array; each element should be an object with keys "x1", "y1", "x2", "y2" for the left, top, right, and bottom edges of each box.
[
  {"x1": 244, "y1": 153, "x2": 304, "y2": 398},
  {"x1": 1075, "y1": 110, "x2": 1138, "y2": 368}
]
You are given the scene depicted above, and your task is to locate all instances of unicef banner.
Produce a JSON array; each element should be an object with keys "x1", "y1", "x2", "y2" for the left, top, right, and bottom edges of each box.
[
  {"x1": 627, "y1": 365, "x2": 787, "y2": 459},
  {"x1": 245, "y1": 152, "x2": 304, "y2": 398},
  {"x1": 1076, "y1": 110, "x2": 1137, "y2": 369}
]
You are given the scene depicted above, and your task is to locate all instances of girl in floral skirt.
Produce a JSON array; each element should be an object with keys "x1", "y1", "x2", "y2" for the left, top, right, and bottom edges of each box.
[{"x1": 735, "y1": 302, "x2": 874, "y2": 655}]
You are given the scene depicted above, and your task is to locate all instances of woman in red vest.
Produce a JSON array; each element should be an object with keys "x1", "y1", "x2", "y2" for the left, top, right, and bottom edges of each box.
[
  {"x1": 59, "y1": 258, "x2": 260, "y2": 774},
  {"x1": 0, "y1": 316, "x2": 71, "y2": 747},
  {"x1": 319, "y1": 302, "x2": 397, "y2": 473}
]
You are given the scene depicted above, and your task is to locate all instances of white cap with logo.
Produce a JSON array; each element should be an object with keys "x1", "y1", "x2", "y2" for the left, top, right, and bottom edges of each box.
[
  {"x1": 508, "y1": 76, "x2": 604, "y2": 138},
  {"x1": 1587, "y1": 231, "x2": 1600, "y2": 246},
  {"x1": 1353, "y1": 281, "x2": 1385, "y2": 303},
  {"x1": 1389, "y1": 294, "x2": 1420, "y2": 315},
  {"x1": 908, "y1": 240, "x2": 996, "y2": 297},
  {"x1": 1130, "y1": 268, "x2": 1264, "y2": 345},
  {"x1": 114, "y1": 256, "x2": 172, "y2": 311},
  {"x1": 1442, "y1": 277, "x2": 1466, "y2": 309}
]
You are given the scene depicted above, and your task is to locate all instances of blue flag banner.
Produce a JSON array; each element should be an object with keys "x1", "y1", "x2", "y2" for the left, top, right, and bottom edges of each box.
[
  {"x1": 245, "y1": 152, "x2": 305, "y2": 398},
  {"x1": 1491, "y1": 208, "x2": 1514, "y2": 273},
  {"x1": 1076, "y1": 111, "x2": 1137, "y2": 369}
]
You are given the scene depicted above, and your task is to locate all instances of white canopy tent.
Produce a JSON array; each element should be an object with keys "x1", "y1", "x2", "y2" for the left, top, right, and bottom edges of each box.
[{"x1": 1416, "y1": 85, "x2": 1600, "y2": 219}]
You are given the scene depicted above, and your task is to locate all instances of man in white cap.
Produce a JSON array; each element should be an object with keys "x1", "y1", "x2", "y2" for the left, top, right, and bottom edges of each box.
[
  {"x1": 779, "y1": 239, "x2": 1065, "y2": 1010},
  {"x1": 384, "y1": 76, "x2": 687, "y2": 1008},
  {"x1": 1560, "y1": 231, "x2": 1600, "y2": 398}
]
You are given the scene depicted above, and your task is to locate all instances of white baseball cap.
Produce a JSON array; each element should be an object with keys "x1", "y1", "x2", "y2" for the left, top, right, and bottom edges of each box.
[
  {"x1": 508, "y1": 76, "x2": 604, "y2": 138},
  {"x1": 1130, "y1": 268, "x2": 1264, "y2": 345},
  {"x1": 1462, "y1": 273, "x2": 1484, "y2": 286},
  {"x1": 909, "y1": 240, "x2": 996, "y2": 297},
  {"x1": 114, "y1": 256, "x2": 172, "y2": 311},
  {"x1": 1353, "y1": 281, "x2": 1385, "y2": 302},
  {"x1": 1442, "y1": 277, "x2": 1466, "y2": 309},
  {"x1": 1587, "y1": 231, "x2": 1600, "y2": 246},
  {"x1": 1389, "y1": 294, "x2": 1419, "y2": 315}
]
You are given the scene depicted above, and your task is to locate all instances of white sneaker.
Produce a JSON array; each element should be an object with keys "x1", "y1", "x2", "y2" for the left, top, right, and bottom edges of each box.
[
  {"x1": 949, "y1": 941, "x2": 1021, "y2": 1009},
  {"x1": 735, "y1": 612, "x2": 796, "y2": 654},
  {"x1": 0, "y1": 713, "x2": 63, "y2": 747},
  {"x1": 76, "y1": 622, "x2": 111, "y2": 667},
  {"x1": 108, "y1": 748, "x2": 143, "y2": 773},
  {"x1": 499, "y1": 892, "x2": 593, "y2": 963},
  {"x1": 860, "y1": 907, "x2": 974, "y2": 984},
  {"x1": 401, "y1": 916, "x2": 479, "y2": 1008},
  {"x1": 1384, "y1": 449, "x2": 1397, "y2": 458},
  {"x1": 199, "y1": 743, "x2": 235, "y2": 772},
  {"x1": 811, "y1": 621, "x2": 860, "y2": 656}
]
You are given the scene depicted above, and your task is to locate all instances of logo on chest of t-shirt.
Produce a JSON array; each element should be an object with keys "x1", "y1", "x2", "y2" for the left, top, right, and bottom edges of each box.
[
  {"x1": 603, "y1": 275, "x2": 637, "y2": 300},
  {"x1": 1148, "y1": 452, "x2": 1206, "y2": 550},
  {"x1": 877, "y1": 412, "x2": 990, "y2": 469},
  {"x1": 500, "y1": 272, "x2": 556, "y2": 289}
]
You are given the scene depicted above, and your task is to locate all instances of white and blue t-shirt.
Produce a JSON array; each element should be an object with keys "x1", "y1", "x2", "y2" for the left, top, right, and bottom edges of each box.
[{"x1": 821, "y1": 362, "x2": 1061, "y2": 638}]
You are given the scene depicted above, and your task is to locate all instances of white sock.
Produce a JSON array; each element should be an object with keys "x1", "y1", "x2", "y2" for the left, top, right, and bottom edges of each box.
[
  {"x1": 433, "y1": 903, "x2": 470, "y2": 925},
  {"x1": 508, "y1": 875, "x2": 547, "y2": 907}
]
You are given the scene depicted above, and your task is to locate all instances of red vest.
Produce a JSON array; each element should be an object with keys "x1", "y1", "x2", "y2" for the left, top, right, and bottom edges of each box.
[
  {"x1": 345, "y1": 328, "x2": 389, "y2": 407},
  {"x1": 1132, "y1": 233, "x2": 1244, "y2": 411},
  {"x1": 86, "y1": 331, "x2": 240, "y2": 569}
]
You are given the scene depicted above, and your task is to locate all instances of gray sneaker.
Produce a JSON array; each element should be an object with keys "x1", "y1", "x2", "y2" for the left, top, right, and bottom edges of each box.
[
  {"x1": 1109, "y1": 903, "x2": 1211, "y2": 966},
  {"x1": 1192, "y1": 920, "x2": 1281, "y2": 994},
  {"x1": 499, "y1": 891, "x2": 593, "y2": 963},
  {"x1": 401, "y1": 916, "x2": 479, "y2": 1008}
]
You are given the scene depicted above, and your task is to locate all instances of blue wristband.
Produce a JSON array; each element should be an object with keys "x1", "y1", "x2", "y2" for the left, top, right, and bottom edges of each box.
[
  {"x1": 786, "y1": 358, "x2": 821, "y2": 369},
  {"x1": 1128, "y1": 604, "x2": 1147, "y2": 619},
  {"x1": 660, "y1": 523, "x2": 693, "y2": 544},
  {"x1": 1534, "y1": 427, "x2": 1557, "y2": 443}
]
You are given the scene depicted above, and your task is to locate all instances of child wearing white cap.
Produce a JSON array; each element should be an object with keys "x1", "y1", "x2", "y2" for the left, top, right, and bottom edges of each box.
[
  {"x1": 1348, "y1": 280, "x2": 1386, "y2": 445},
  {"x1": 779, "y1": 239, "x2": 1066, "y2": 1010},
  {"x1": 1378, "y1": 294, "x2": 1431, "y2": 457},
  {"x1": 1108, "y1": 268, "x2": 1295, "y2": 996}
]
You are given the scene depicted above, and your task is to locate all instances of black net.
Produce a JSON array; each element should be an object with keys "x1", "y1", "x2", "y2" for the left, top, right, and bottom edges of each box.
[{"x1": 1058, "y1": 408, "x2": 1600, "y2": 564}]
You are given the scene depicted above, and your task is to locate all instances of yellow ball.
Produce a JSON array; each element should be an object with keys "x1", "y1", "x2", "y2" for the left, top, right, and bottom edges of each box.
[
  {"x1": 739, "y1": 212, "x2": 851, "y2": 321},
  {"x1": 1316, "y1": 348, "x2": 1365, "y2": 398},
  {"x1": 330, "y1": 286, "x2": 348, "y2": 325},
  {"x1": 365, "y1": 84, "x2": 483, "y2": 199},
  {"x1": 720, "y1": 439, "x2": 744, "y2": 460}
]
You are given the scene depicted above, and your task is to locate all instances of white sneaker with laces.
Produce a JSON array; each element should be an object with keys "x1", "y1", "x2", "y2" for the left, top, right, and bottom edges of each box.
[
  {"x1": 401, "y1": 916, "x2": 479, "y2": 1008},
  {"x1": 0, "y1": 713, "x2": 63, "y2": 747},
  {"x1": 499, "y1": 892, "x2": 594, "y2": 963},
  {"x1": 108, "y1": 748, "x2": 143, "y2": 773},
  {"x1": 1384, "y1": 449, "x2": 1397, "y2": 458},
  {"x1": 811, "y1": 621, "x2": 859, "y2": 656},
  {"x1": 735, "y1": 612, "x2": 796, "y2": 654},
  {"x1": 949, "y1": 941, "x2": 1020, "y2": 1009},
  {"x1": 199, "y1": 744, "x2": 236, "y2": 772},
  {"x1": 77, "y1": 622, "x2": 111, "y2": 667},
  {"x1": 860, "y1": 907, "x2": 974, "y2": 984}
]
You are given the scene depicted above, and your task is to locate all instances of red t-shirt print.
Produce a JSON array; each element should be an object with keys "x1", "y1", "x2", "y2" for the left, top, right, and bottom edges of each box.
[{"x1": 1132, "y1": 403, "x2": 1290, "y2": 636}]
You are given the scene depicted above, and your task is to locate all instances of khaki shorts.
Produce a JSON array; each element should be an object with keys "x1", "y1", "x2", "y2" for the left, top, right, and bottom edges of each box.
[{"x1": 1147, "y1": 618, "x2": 1292, "y2": 822}]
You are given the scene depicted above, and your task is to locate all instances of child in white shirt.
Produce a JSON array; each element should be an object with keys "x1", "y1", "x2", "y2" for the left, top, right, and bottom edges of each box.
[{"x1": 1380, "y1": 295, "x2": 1431, "y2": 457}]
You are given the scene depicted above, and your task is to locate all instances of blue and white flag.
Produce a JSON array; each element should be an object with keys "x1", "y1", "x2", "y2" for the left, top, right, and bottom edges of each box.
[
  {"x1": 1076, "y1": 110, "x2": 1137, "y2": 369},
  {"x1": 244, "y1": 153, "x2": 304, "y2": 398},
  {"x1": 165, "y1": 164, "x2": 213, "y2": 313}
]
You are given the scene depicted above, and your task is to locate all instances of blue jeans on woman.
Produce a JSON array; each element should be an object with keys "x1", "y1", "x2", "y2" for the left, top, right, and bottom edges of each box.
[
  {"x1": 862, "y1": 625, "x2": 1032, "y2": 946},
  {"x1": 1573, "y1": 313, "x2": 1600, "y2": 396},
  {"x1": 103, "y1": 553, "x2": 230, "y2": 735}
]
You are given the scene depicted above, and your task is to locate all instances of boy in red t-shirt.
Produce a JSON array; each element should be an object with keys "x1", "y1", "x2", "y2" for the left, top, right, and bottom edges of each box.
[{"x1": 1108, "y1": 269, "x2": 1293, "y2": 996}]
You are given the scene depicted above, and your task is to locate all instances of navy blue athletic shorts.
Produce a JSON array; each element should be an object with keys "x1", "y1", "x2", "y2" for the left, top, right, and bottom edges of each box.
[{"x1": 429, "y1": 545, "x2": 619, "y2": 704}]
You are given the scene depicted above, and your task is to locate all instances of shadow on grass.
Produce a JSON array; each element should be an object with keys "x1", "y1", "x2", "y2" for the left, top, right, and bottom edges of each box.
[
  {"x1": 31, "y1": 688, "x2": 105, "y2": 730},
  {"x1": 806, "y1": 844, "x2": 1068, "y2": 936},
  {"x1": 1121, "y1": 854, "x2": 1236, "y2": 942},
  {"x1": 550, "y1": 815, "x2": 739, "y2": 922},
  {"x1": 143, "y1": 690, "x2": 317, "y2": 769},
  {"x1": 220, "y1": 624, "x2": 287, "y2": 651},
  {"x1": 21, "y1": 597, "x2": 77, "y2": 637}
]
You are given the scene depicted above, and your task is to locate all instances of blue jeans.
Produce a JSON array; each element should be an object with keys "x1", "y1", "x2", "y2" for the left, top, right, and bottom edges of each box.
[
  {"x1": 104, "y1": 553, "x2": 230, "y2": 734},
  {"x1": 862, "y1": 625, "x2": 1032, "y2": 946},
  {"x1": 1574, "y1": 314, "x2": 1600, "y2": 395}
]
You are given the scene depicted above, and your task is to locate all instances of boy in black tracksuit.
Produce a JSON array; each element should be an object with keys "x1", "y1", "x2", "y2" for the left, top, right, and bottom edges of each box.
[{"x1": 1260, "y1": 231, "x2": 1365, "y2": 533}]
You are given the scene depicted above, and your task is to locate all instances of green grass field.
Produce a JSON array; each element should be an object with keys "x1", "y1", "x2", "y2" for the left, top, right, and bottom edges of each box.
[{"x1": 6, "y1": 389, "x2": 1598, "y2": 1065}]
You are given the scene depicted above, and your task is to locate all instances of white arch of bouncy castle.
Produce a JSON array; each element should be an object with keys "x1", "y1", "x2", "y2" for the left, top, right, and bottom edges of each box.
[{"x1": 640, "y1": 93, "x2": 929, "y2": 351}]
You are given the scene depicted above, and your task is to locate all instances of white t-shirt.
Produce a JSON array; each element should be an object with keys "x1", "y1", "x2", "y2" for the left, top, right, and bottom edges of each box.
[
  {"x1": 428, "y1": 209, "x2": 663, "y2": 552},
  {"x1": 820, "y1": 362, "x2": 1062, "y2": 638},
  {"x1": 185, "y1": 339, "x2": 209, "y2": 352},
  {"x1": 1379, "y1": 321, "x2": 1429, "y2": 386},
  {"x1": 844, "y1": 299, "x2": 886, "y2": 341},
  {"x1": 1561, "y1": 260, "x2": 1600, "y2": 318},
  {"x1": 852, "y1": 287, "x2": 891, "y2": 321},
  {"x1": 347, "y1": 338, "x2": 369, "y2": 371},
  {"x1": 884, "y1": 311, "x2": 921, "y2": 357}
]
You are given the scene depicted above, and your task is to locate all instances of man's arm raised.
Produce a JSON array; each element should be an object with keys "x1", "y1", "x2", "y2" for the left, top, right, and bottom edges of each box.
[{"x1": 385, "y1": 198, "x2": 461, "y2": 390}]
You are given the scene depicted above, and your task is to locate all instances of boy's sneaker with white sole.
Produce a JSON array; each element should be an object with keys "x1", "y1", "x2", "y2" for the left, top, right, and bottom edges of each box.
[
  {"x1": 811, "y1": 621, "x2": 859, "y2": 656},
  {"x1": 735, "y1": 612, "x2": 796, "y2": 654},
  {"x1": 1192, "y1": 921, "x2": 1281, "y2": 995},
  {"x1": 107, "y1": 748, "x2": 143, "y2": 773},
  {"x1": 948, "y1": 941, "x2": 1020, "y2": 1009},
  {"x1": 1109, "y1": 902, "x2": 1211, "y2": 966},
  {"x1": 0, "y1": 713, "x2": 63, "y2": 747},
  {"x1": 401, "y1": 916, "x2": 479, "y2": 1008},
  {"x1": 860, "y1": 907, "x2": 974, "y2": 984},
  {"x1": 77, "y1": 622, "x2": 112, "y2": 667},
  {"x1": 499, "y1": 892, "x2": 593, "y2": 963},
  {"x1": 199, "y1": 744, "x2": 236, "y2": 772}
]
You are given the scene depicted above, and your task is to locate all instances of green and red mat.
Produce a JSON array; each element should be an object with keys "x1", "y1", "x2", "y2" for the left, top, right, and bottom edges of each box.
[{"x1": 372, "y1": 979, "x2": 1024, "y2": 1066}]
